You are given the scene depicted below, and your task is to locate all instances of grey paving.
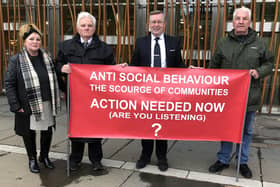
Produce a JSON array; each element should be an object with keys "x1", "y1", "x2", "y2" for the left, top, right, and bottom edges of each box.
[
  {"x1": 167, "y1": 141, "x2": 218, "y2": 171},
  {"x1": 122, "y1": 172, "x2": 223, "y2": 187},
  {"x1": 261, "y1": 148, "x2": 280, "y2": 183},
  {"x1": 0, "y1": 95, "x2": 280, "y2": 187},
  {"x1": 220, "y1": 147, "x2": 260, "y2": 180}
]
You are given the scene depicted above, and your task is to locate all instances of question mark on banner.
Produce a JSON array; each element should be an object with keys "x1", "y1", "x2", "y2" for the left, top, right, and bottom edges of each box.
[{"x1": 152, "y1": 123, "x2": 162, "y2": 137}]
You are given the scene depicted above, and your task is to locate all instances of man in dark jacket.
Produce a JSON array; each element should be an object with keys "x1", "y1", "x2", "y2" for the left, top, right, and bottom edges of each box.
[
  {"x1": 208, "y1": 7, "x2": 274, "y2": 178},
  {"x1": 131, "y1": 10, "x2": 184, "y2": 172},
  {"x1": 56, "y1": 11, "x2": 114, "y2": 171}
]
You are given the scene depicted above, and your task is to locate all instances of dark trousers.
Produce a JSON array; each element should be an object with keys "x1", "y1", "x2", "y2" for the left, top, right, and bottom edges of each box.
[
  {"x1": 140, "y1": 139, "x2": 167, "y2": 161},
  {"x1": 22, "y1": 127, "x2": 53, "y2": 159},
  {"x1": 70, "y1": 138, "x2": 103, "y2": 164}
]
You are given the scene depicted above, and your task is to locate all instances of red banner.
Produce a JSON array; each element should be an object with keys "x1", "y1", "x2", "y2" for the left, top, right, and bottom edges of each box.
[{"x1": 69, "y1": 64, "x2": 250, "y2": 143}]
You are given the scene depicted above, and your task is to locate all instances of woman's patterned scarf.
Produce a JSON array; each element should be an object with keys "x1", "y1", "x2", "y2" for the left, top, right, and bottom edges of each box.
[{"x1": 19, "y1": 47, "x2": 60, "y2": 121}]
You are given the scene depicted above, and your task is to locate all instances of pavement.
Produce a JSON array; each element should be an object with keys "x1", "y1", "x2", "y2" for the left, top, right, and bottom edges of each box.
[{"x1": 0, "y1": 95, "x2": 280, "y2": 187}]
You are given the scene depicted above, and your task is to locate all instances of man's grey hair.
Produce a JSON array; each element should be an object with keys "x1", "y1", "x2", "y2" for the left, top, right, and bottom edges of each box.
[
  {"x1": 77, "y1": 11, "x2": 96, "y2": 28},
  {"x1": 233, "y1": 6, "x2": 251, "y2": 20}
]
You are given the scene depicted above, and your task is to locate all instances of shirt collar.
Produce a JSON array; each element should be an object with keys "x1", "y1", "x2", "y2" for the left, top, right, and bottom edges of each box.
[
  {"x1": 80, "y1": 37, "x2": 93, "y2": 44},
  {"x1": 151, "y1": 34, "x2": 164, "y2": 41}
]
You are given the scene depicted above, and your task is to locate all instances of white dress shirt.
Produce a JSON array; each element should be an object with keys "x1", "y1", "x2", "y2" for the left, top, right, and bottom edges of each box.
[
  {"x1": 151, "y1": 34, "x2": 166, "y2": 68},
  {"x1": 80, "y1": 37, "x2": 93, "y2": 45}
]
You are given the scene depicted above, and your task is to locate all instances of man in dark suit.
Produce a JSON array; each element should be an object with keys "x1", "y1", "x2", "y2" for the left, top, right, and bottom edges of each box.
[
  {"x1": 131, "y1": 10, "x2": 184, "y2": 171},
  {"x1": 56, "y1": 12, "x2": 114, "y2": 172}
]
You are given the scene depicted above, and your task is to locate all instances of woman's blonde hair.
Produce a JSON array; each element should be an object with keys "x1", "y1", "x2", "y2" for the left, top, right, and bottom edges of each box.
[{"x1": 19, "y1": 23, "x2": 42, "y2": 42}]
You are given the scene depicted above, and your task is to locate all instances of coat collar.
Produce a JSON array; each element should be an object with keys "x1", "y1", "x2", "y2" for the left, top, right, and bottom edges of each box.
[
  {"x1": 73, "y1": 33, "x2": 101, "y2": 48},
  {"x1": 229, "y1": 27, "x2": 257, "y2": 44}
]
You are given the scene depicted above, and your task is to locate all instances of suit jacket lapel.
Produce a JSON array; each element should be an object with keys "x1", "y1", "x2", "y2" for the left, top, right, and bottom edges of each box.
[
  {"x1": 164, "y1": 35, "x2": 171, "y2": 67},
  {"x1": 146, "y1": 35, "x2": 152, "y2": 66}
]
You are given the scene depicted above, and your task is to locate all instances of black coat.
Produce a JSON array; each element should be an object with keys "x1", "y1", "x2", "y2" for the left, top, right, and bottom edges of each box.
[
  {"x1": 5, "y1": 54, "x2": 32, "y2": 136},
  {"x1": 131, "y1": 34, "x2": 184, "y2": 68},
  {"x1": 56, "y1": 33, "x2": 115, "y2": 80},
  {"x1": 56, "y1": 33, "x2": 115, "y2": 92},
  {"x1": 5, "y1": 54, "x2": 54, "y2": 136},
  {"x1": 55, "y1": 33, "x2": 115, "y2": 142}
]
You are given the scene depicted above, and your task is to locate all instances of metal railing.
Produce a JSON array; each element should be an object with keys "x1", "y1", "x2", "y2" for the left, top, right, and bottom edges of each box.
[{"x1": 0, "y1": 0, "x2": 279, "y2": 114}]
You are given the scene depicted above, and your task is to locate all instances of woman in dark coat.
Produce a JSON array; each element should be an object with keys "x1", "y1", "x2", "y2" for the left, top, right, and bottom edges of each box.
[{"x1": 5, "y1": 24, "x2": 60, "y2": 173}]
